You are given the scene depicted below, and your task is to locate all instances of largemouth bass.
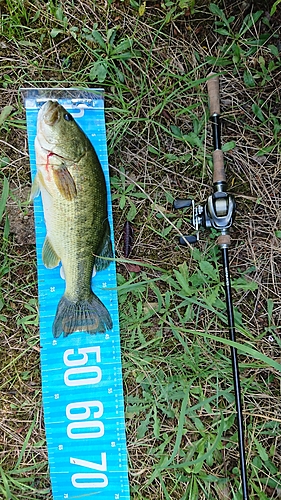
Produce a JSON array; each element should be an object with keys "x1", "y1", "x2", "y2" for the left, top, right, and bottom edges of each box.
[{"x1": 31, "y1": 100, "x2": 113, "y2": 338}]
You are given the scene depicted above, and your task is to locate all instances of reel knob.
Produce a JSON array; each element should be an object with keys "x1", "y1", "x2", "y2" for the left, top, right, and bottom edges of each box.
[
  {"x1": 173, "y1": 199, "x2": 193, "y2": 210},
  {"x1": 179, "y1": 235, "x2": 198, "y2": 245}
]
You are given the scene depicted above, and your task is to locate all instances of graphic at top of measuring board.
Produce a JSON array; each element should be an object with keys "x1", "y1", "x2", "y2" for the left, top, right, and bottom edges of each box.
[{"x1": 22, "y1": 88, "x2": 130, "y2": 500}]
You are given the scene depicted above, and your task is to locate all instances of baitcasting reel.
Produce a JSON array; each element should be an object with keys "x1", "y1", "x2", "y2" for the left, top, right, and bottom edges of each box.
[{"x1": 173, "y1": 184, "x2": 236, "y2": 246}]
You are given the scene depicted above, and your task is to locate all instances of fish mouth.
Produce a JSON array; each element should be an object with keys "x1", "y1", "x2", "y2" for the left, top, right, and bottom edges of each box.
[{"x1": 41, "y1": 100, "x2": 61, "y2": 126}]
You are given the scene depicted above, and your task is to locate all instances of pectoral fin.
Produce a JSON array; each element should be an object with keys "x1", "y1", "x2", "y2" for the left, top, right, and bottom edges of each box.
[
  {"x1": 53, "y1": 166, "x2": 77, "y2": 201},
  {"x1": 42, "y1": 236, "x2": 60, "y2": 268}
]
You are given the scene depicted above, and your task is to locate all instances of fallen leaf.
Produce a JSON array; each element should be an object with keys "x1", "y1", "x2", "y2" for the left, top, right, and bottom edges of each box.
[{"x1": 125, "y1": 263, "x2": 141, "y2": 273}]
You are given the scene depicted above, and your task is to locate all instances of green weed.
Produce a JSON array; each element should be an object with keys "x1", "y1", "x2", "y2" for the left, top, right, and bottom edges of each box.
[
  {"x1": 159, "y1": 0, "x2": 196, "y2": 23},
  {"x1": 207, "y1": 3, "x2": 281, "y2": 85}
]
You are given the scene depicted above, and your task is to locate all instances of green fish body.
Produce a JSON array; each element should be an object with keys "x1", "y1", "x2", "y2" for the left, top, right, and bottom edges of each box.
[{"x1": 32, "y1": 100, "x2": 113, "y2": 337}]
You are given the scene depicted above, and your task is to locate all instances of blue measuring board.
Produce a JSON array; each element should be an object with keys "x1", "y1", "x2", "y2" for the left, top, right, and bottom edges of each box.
[{"x1": 22, "y1": 89, "x2": 130, "y2": 500}]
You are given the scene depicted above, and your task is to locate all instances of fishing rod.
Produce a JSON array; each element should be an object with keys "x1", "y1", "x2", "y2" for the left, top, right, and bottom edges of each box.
[{"x1": 173, "y1": 73, "x2": 249, "y2": 499}]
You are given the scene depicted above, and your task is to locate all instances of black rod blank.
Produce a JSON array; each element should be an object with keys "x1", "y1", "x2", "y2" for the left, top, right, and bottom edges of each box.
[
  {"x1": 221, "y1": 248, "x2": 249, "y2": 500},
  {"x1": 207, "y1": 72, "x2": 249, "y2": 499}
]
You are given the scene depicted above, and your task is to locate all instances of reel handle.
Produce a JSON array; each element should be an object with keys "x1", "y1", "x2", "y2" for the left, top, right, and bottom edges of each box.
[{"x1": 207, "y1": 73, "x2": 226, "y2": 186}]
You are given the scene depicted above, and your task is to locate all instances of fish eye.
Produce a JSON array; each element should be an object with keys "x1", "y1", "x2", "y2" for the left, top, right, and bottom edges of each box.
[{"x1": 64, "y1": 113, "x2": 73, "y2": 121}]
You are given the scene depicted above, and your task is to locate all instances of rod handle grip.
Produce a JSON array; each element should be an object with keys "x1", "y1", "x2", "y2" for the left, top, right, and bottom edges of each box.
[
  {"x1": 218, "y1": 234, "x2": 230, "y2": 247},
  {"x1": 207, "y1": 73, "x2": 220, "y2": 116},
  {"x1": 213, "y1": 150, "x2": 226, "y2": 184}
]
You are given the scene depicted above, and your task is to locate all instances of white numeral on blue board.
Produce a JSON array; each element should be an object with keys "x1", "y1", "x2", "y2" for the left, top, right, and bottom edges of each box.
[
  {"x1": 70, "y1": 454, "x2": 108, "y2": 488},
  {"x1": 63, "y1": 346, "x2": 102, "y2": 386}
]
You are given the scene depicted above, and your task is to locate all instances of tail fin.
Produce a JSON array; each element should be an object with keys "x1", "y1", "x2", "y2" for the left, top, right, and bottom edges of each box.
[{"x1": 52, "y1": 293, "x2": 113, "y2": 338}]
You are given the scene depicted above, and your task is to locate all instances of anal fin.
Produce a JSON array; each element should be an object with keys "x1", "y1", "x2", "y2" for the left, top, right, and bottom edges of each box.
[{"x1": 42, "y1": 236, "x2": 60, "y2": 269}]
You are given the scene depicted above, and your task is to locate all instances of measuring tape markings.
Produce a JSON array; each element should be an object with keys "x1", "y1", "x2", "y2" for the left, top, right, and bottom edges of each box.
[{"x1": 24, "y1": 91, "x2": 130, "y2": 499}]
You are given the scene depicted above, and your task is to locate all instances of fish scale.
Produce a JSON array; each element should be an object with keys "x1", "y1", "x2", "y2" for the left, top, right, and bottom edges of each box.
[
  {"x1": 22, "y1": 88, "x2": 130, "y2": 500},
  {"x1": 46, "y1": 183, "x2": 98, "y2": 302}
]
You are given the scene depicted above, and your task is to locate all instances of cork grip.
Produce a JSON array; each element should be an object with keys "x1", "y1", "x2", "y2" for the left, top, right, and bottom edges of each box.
[
  {"x1": 213, "y1": 150, "x2": 226, "y2": 184},
  {"x1": 217, "y1": 234, "x2": 230, "y2": 247},
  {"x1": 207, "y1": 73, "x2": 220, "y2": 115}
]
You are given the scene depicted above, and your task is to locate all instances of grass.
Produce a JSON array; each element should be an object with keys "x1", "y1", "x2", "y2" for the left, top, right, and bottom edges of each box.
[{"x1": 1, "y1": 0, "x2": 281, "y2": 498}]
